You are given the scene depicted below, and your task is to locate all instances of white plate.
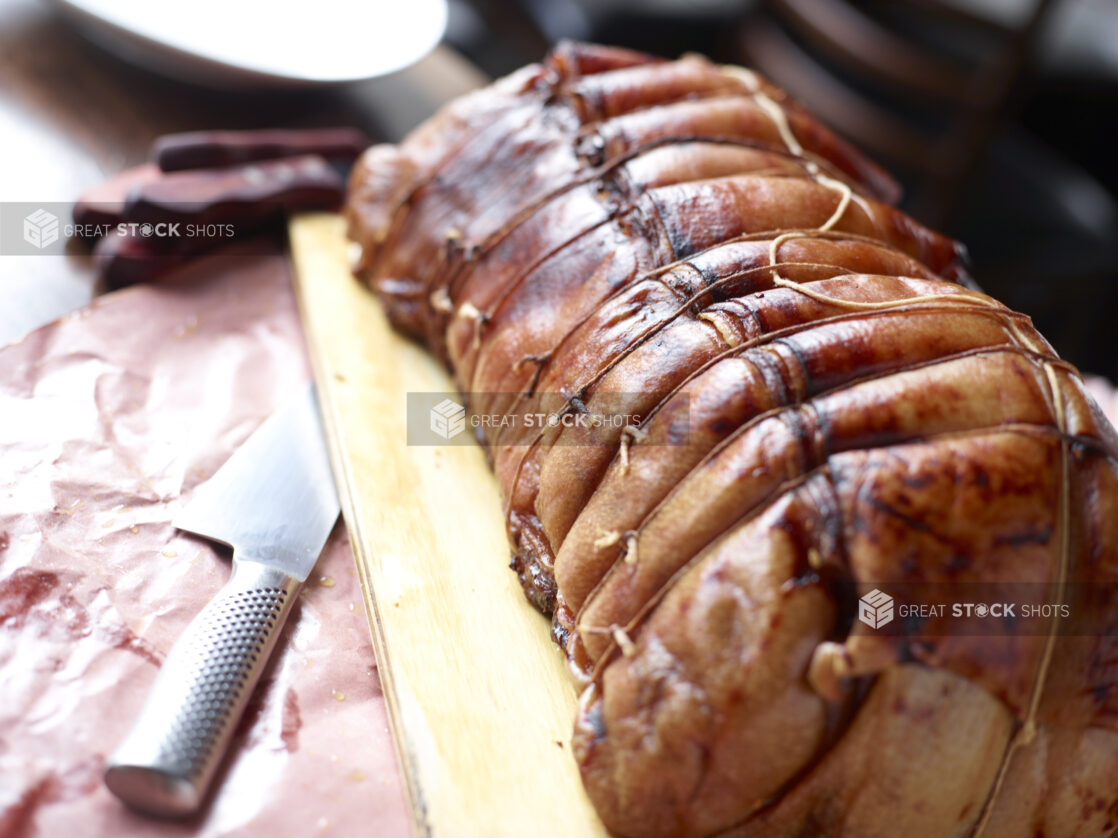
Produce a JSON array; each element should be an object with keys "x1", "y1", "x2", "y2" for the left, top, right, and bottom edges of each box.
[{"x1": 51, "y1": 0, "x2": 448, "y2": 89}]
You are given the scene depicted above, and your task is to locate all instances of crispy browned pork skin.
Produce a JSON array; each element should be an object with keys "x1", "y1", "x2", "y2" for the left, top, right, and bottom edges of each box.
[{"x1": 347, "y1": 41, "x2": 1118, "y2": 838}]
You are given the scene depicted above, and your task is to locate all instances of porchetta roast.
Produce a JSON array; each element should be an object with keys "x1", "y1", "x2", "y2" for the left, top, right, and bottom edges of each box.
[{"x1": 346, "y1": 42, "x2": 1118, "y2": 837}]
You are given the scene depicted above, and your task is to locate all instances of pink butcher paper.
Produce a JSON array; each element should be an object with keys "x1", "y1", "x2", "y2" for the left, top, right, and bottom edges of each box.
[{"x1": 0, "y1": 237, "x2": 410, "y2": 838}]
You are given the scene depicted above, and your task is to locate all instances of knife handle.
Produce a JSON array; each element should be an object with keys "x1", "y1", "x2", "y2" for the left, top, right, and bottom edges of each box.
[{"x1": 105, "y1": 558, "x2": 301, "y2": 817}]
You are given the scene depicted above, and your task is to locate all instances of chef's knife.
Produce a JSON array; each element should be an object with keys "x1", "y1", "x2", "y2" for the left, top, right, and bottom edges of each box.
[{"x1": 104, "y1": 383, "x2": 340, "y2": 817}]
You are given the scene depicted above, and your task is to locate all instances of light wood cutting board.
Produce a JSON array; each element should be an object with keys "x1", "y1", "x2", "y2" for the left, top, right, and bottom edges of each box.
[{"x1": 288, "y1": 214, "x2": 609, "y2": 838}]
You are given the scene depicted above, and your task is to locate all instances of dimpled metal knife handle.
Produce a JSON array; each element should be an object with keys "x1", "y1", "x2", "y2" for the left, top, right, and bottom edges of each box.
[{"x1": 105, "y1": 558, "x2": 301, "y2": 816}]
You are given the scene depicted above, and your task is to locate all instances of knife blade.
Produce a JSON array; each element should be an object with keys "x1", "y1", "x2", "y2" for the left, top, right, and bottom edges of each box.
[{"x1": 104, "y1": 383, "x2": 340, "y2": 817}]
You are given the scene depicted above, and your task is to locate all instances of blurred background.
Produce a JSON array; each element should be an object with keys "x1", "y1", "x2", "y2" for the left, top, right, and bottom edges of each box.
[{"x1": 1, "y1": 0, "x2": 1115, "y2": 377}]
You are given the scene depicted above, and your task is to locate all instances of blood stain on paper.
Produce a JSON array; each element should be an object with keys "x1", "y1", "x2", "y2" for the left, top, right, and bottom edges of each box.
[
  {"x1": 0, "y1": 568, "x2": 58, "y2": 625},
  {"x1": 281, "y1": 688, "x2": 302, "y2": 752},
  {"x1": 0, "y1": 774, "x2": 53, "y2": 837},
  {"x1": 97, "y1": 621, "x2": 164, "y2": 667}
]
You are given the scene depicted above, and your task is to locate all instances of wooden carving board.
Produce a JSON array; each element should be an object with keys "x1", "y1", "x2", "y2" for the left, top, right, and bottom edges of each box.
[{"x1": 289, "y1": 214, "x2": 608, "y2": 838}]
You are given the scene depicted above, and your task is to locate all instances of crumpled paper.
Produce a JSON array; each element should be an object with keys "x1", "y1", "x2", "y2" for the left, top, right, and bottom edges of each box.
[{"x1": 0, "y1": 236, "x2": 410, "y2": 837}]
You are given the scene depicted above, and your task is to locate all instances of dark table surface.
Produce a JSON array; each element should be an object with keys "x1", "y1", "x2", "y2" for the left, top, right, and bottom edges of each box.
[{"x1": 0, "y1": 0, "x2": 484, "y2": 345}]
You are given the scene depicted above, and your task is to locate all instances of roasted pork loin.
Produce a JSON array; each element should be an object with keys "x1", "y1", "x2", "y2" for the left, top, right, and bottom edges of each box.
[{"x1": 347, "y1": 42, "x2": 1118, "y2": 838}]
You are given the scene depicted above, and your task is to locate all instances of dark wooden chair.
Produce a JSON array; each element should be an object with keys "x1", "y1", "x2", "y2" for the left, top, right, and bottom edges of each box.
[{"x1": 738, "y1": 0, "x2": 1059, "y2": 226}]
